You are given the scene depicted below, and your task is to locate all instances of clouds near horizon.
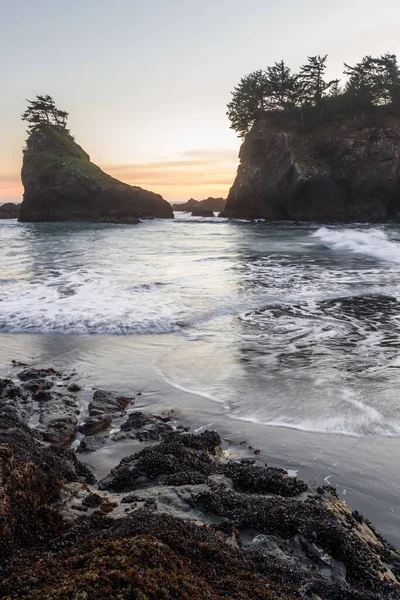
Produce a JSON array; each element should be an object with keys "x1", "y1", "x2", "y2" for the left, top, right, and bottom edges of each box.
[
  {"x1": 0, "y1": 148, "x2": 239, "y2": 203},
  {"x1": 2, "y1": 0, "x2": 400, "y2": 202}
]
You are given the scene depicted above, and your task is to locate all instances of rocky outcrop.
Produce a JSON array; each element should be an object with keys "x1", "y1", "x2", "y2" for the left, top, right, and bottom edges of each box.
[
  {"x1": 221, "y1": 114, "x2": 400, "y2": 221},
  {"x1": 172, "y1": 196, "x2": 226, "y2": 212},
  {"x1": 0, "y1": 413, "x2": 94, "y2": 560},
  {"x1": 0, "y1": 202, "x2": 20, "y2": 219},
  {"x1": 1, "y1": 367, "x2": 400, "y2": 599},
  {"x1": 19, "y1": 126, "x2": 173, "y2": 223}
]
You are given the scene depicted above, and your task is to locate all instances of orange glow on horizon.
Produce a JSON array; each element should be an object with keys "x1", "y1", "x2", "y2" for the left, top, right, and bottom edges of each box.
[{"x1": 0, "y1": 150, "x2": 239, "y2": 202}]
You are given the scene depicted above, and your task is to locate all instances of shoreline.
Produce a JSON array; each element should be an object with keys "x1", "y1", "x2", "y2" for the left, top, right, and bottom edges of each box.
[
  {"x1": 1, "y1": 364, "x2": 400, "y2": 599},
  {"x1": 1, "y1": 331, "x2": 400, "y2": 549}
]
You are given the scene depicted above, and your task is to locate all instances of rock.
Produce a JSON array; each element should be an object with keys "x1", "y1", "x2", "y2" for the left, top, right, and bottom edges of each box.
[
  {"x1": 76, "y1": 435, "x2": 108, "y2": 453},
  {"x1": 17, "y1": 367, "x2": 61, "y2": 381},
  {"x1": 41, "y1": 414, "x2": 78, "y2": 445},
  {"x1": 220, "y1": 114, "x2": 400, "y2": 222},
  {"x1": 0, "y1": 369, "x2": 399, "y2": 599},
  {"x1": 0, "y1": 202, "x2": 21, "y2": 219},
  {"x1": 19, "y1": 125, "x2": 174, "y2": 223},
  {"x1": 98, "y1": 430, "x2": 305, "y2": 496},
  {"x1": 89, "y1": 390, "x2": 133, "y2": 416},
  {"x1": 0, "y1": 378, "x2": 32, "y2": 423},
  {"x1": 191, "y1": 209, "x2": 215, "y2": 217},
  {"x1": 99, "y1": 430, "x2": 222, "y2": 491},
  {"x1": 0, "y1": 414, "x2": 93, "y2": 559},
  {"x1": 82, "y1": 492, "x2": 104, "y2": 508},
  {"x1": 22, "y1": 378, "x2": 53, "y2": 394},
  {"x1": 67, "y1": 383, "x2": 81, "y2": 392},
  {"x1": 119, "y1": 411, "x2": 174, "y2": 441},
  {"x1": 77, "y1": 414, "x2": 112, "y2": 435},
  {"x1": 1, "y1": 370, "x2": 78, "y2": 445},
  {"x1": 172, "y1": 197, "x2": 226, "y2": 212}
]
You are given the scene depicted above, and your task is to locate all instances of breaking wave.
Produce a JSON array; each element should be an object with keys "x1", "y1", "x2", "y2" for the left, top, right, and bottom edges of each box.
[{"x1": 313, "y1": 226, "x2": 400, "y2": 263}]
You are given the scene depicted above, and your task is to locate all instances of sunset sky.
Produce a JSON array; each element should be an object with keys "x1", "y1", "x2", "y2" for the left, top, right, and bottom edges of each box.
[{"x1": 1, "y1": 0, "x2": 400, "y2": 202}]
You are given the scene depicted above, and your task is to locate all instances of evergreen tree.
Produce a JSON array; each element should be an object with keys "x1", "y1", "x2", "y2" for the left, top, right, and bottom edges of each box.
[
  {"x1": 265, "y1": 60, "x2": 302, "y2": 112},
  {"x1": 227, "y1": 51, "x2": 400, "y2": 136},
  {"x1": 373, "y1": 53, "x2": 400, "y2": 105},
  {"x1": 226, "y1": 70, "x2": 269, "y2": 136},
  {"x1": 22, "y1": 95, "x2": 70, "y2": 134},
  {"x1": 300, "y1": 55, "x2": 336, "y2": 105},
  {"x1": 344, "y1": 56, "x2": 377, "y2": 107}
]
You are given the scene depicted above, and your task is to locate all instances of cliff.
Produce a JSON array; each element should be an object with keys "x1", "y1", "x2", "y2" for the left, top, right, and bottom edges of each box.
[
  {"x1": 220, "y1": 114, "x2": 400, "y2": 221},
  {"x1": 19, "y1": 126, "x2": 173, "y2": 223},
  {"x1": 172, "y1": 196, "x2": 226, "y2": 212}
]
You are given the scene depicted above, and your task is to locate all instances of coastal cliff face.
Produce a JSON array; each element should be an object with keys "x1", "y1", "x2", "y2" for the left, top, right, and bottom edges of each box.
[
  {"x1": 20, "y1": 126, "x2": 173, "y2": 223},
  {"x1": 221, "y1": 115, "x2": 400, "y2": 221}
]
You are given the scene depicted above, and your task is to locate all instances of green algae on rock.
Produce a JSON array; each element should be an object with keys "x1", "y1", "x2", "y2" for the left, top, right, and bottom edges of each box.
[{"x1": 19, "y1": 125, "x2": 173, "y2": 223}]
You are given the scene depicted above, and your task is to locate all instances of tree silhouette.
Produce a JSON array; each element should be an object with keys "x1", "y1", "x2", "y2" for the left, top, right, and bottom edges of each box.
[
  {"x1": 22, "y1": 95, "x2": 70, "y2": 134},
  {"x1": 265, "y1": 61, "x2": 302, "y2": 113},
  {"x1": 226, "y1": 70, "x2": 269, "y2": 136},
  {"x1": 227, "y1": 52, "x2": 400, "y2": 135},
  {"x1": 300, "y1": 55, "x2": 337, "y2": 106}
]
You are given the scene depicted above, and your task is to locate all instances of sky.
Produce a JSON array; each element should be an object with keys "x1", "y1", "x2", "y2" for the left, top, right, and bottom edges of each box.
[{"x1": 1, "y1": 0, "x2": 400, "y2": 202}]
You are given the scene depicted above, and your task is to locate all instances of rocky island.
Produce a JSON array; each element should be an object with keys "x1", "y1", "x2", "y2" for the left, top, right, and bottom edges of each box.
[
  {"x1": 0, "y1": 202, "x2": 20, "y2": 219},
  {"x1": 19, "y1": 96, "x2": 173, "y2": 223},
  {"x1": 222, "y1": 53, "x2": 400, "y2": 222},
  {"x1": 220, "y1": 114, "x2": 400, "y2": 221},
  {"x1": 172, "y1": 197, "x2": 226, "y2": 212},
  {"x1": 0, "y1": 365, "x2": 400, "y2": 599}
]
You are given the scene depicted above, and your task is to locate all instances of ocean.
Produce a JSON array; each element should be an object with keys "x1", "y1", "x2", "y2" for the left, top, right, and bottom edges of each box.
[{"x1": 1, "y1": 212, "x2": 400, "y2": 544}]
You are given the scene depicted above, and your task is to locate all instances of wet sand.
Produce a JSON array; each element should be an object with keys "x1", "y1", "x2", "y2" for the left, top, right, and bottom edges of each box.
[{"x1": 2, "y1": 331, "x2": 400, "y2": 546}]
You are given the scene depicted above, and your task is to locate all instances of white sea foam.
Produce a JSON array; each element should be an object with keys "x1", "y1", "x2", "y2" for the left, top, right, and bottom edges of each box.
[
  {"x1": 3, "y1": 218, "x2": 400, "y2": 438},
  {"x1": 0, "y1": 270, "x2": 184, "y2": 334},
  {"x1": 313, "y1": 227, "x2": 400, "y2": 264}
]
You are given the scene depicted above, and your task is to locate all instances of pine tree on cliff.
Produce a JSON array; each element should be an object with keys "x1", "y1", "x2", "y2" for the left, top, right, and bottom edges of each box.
[
  {"x1": 227, "y1": 64, "x2": 301, "y2": 136},
  {"x1": 22, "y1": 95, "x2": 70, "y2": 134},
  {"x1": 344, "y1": 53, "x2": 400, "y2": 108},
  {"x1": 226, "y1": 70, "x2": 269, "y2": 137},
  {"x1": 265, "y1": 61, "x2": 302, "y2": 113},
  {"x1": 299, "y1": 55, "x2": 337, "y2": 106}
]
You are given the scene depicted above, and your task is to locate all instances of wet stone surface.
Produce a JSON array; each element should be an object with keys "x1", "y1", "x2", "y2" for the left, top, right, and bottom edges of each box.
[{"x1": 0, "y1": 365, "x2": 399, "y2": 599}]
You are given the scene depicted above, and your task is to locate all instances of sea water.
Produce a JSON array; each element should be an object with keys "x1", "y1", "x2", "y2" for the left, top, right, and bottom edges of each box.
[{"x1": 1, "y1": 213, "x2": 400, "y2": 543}]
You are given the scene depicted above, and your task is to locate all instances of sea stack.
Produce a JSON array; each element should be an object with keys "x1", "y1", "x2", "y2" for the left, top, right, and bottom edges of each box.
[
  {"x1": 220, "y1": 114, "x2": 400, "y2": 222},
  {"x1": 19, "y1": 125, "x2": 173, "y2": 223},
  {"x1": 172, "y1": 197, "x2": 226, "y2": 212}
]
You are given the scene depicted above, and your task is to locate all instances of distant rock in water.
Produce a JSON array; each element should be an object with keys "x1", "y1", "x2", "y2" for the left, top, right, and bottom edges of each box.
[
  {"x1": 0, "y1": 202, "x2": 20, "y2": 219},
  {"x1": 220, "y1": 114, "x2": 400, "y2": 222},
  {"x1": 172, "y1": 196, "x2": 226, "y2": 212},
  {"x1": 191, "y1": 209, "x2": 215, "y2": 217},
  {"x1": 19, "y1": 126, "x2": 173, "y2": 223}
]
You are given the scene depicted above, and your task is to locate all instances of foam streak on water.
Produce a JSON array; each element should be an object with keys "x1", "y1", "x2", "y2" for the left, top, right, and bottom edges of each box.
[{"x1": 2, "y1": 216, "x2": 400, "y2": 437}]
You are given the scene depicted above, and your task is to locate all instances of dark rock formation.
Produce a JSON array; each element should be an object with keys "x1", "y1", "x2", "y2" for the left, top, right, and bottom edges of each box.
[
  {"x1": 88, "y1": 390, "x2": 133, "y2": 417},
  {"x1": 0, "y1": 368, "x2": 80, "y2": 445},
  {"x1": 77, "y1": 414, "x2": 112, "y2": 436},
  {"x1": 0, "y1": 202, "x2": 20, "y2": 219},
  {"x1": 0, "y1": 414, "x2": 93, "y2": 560},
  {"x1": 99, "y1": 430, "x2": 305, "y2": 495},
  {"x1": 0, "y1": 367, "x2": 400, "y2": 599},
  {"x1": 118, "y1": 410, "x2": 175, "y2": 441},
  {"x1": 76, "y1": 435, "x2": 108, "y2": 453},
  {"x1": 19, "y1": 126, "x2": 174, "y2": 223},
  {"x1": 172, "y1": 196, "x2": 226, "y2": 212},
  {"x1": 221, "y1": 114, "x2": 400, "y2": 222},
  {"x1": 191, "y1": 209, "x2": 215, "y2": 217}
]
